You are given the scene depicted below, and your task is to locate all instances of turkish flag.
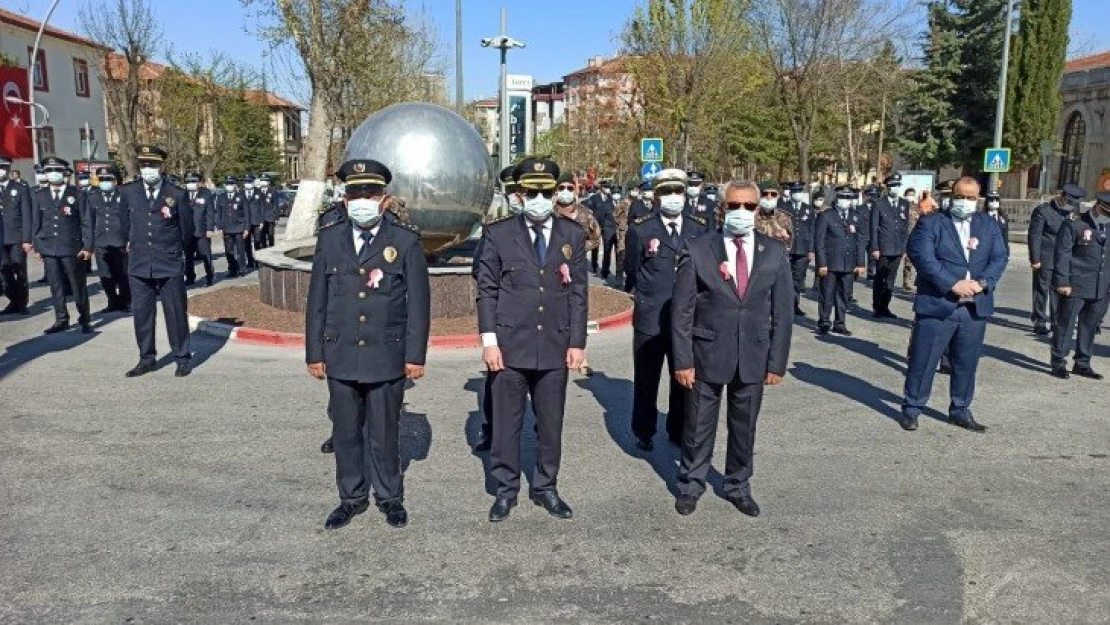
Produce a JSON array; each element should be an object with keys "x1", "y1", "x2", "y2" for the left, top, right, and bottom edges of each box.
[{"x1": 0, "y1": 67, "x2": 34, "y2": 159}]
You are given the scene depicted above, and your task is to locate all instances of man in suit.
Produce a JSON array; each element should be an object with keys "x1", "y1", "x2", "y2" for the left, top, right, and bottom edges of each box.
[
  {"x1": 120, "y1": 145, "x2": 194, "y2": 378},
  {"x1": 30, "y1": 156, "x2": 94, "y2": 334},
  {"x1": 901, "y1": 177, "x2": 1008, "y2": 432},
  {"x1": 183, "y1": 172, "x2": 216, "y2": 287},
  {"x1": 625, "y1": 169, "x2": 710, "y2": 450},
  {"x1": 1049, "y1": 191, "x2": 1110, "y2": 380},
  {"x1": 869, "y1": 173, "x2": 911, "y2": 318},
  {"x1": 814, "y1": 186, "x2": 867, "y2": 335},
  {"x1": 671, "y1": 179, "x2": 794, "y2": 517},
  {"x1": 1028, "y1": 184, "x2": 1084, "y2": 334},
  {"x1": 0, "y1": 155, "x2": 33, "y2": 315},
  {"x1": 783, "y1": 181, "x2": 815, "y2": 316},
  {"x1": 476, "y1": 157, "x2": 588, "y2": 523},
  {"x1": 258, "y1": 174, "x2": 279, "y2": 248},
  {"x1": 88, "y1": 166, "x2": 131, "y2": 312},
  {"x1": 306, "y1": 158, "x2": 430, "y2": 530},
  {"x1": 586, "y1": 181, "x2": 618, "y2": 279},
  {"x1": 216, "y1": 176, "x2": 248, "y2": 277}
]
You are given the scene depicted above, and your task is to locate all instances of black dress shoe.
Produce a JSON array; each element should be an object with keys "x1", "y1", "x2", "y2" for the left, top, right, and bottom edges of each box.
[
  {"x1": 324, "y1": 500, "x2": 369, "y2": 530},
  {"x1": 205, "y1": 277, "x2": 214, "y2": 287},
  {"x1": 832, "y1": 325, "x2": 852, "y2": 336},
  {"x1": 899, "y1": 416, "x2": 919, "y2": 431},
  {"x1": 794, "y1": 307, "x2": 806, "y2": 317},
  {"x1": 175, "y1": 363, "x2": 192, "y2": 377},
  {"x1": 951, "y1": 417, "x2": 987, "y2": 433},
  {"x1": 185, "y1": 278, "x2": 196, "y2": 287},
  {"x1": 675, "y1": 496, "x2": 697, "y2": 516},
  {"x1": 126, "y1": 362, "x2": 156, "y2": 377},
  {"x1": 635, "y1": 436, "x2": 654, "y2": 452},
  {"x1": 1033, "y1": 325, "x2": 1050, "y2": 336},
  {"x1": 488, "y1": 497, "x2": 517, "y2": 522},
  {"x1": 474, "y1": 433, "x2": 492, "y2": 452},
  {"x1": 43, "y1": 322, "x2": 70, "y2": 334},
  {"x1": 378, "y1": 501, "x2": 408, "y2": 528},
  {"x1": 1050, "y1": 366, "x2": 1070, "y2": 379},
  {"x1": 1071, "y1": 366, "x2": 1104, "y2": 380},
  {"x1": 530, "y1": 491, "x2": 573, "y2": 519},
  {"x1": 80, "y1": 323, "x2": 94, "y2": 334},
  {"x1": 320, "y1": 437, "x2": 334, "y2": 454},
  {"x1": 818, "y1": 325, "x2": 830, "y2": 335},
  {"x1": 2, "y1": 304, "x2": 29, "y2": 315},
  {"x1": 938, "y1": 363, "x2": 952, "y2": 375},
  {"x1": 728, "y1": 493, "x2": 761, "y2": 517}
]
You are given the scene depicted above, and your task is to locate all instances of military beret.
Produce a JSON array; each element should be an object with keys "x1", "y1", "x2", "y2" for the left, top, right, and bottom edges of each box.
[
  {"x1": 653, "y1": 168, "x2": 687, "y2": 192},
  {"x1": 884, "y1": 173, "x2": 903, "y2": 187},
  {"x1": 184, "y1": 172, "x2": 202, "y2": 183},
  {"x1": 95, "y1": 166, "x2": 119, "y2": 179},
  {"x1": 686, "y1": 171, "x2": 705, "y2": 184},
  {"x1": 337, "y1": 159, "x2": 391, "y2": 188},
  {"x1": 135, "y1": 144, "x2": 168, "y2": 163},
  {"x1": 1061, "y1": 183, "x2": 1086, "y2": 200},
  {"x1": 39, "y1": 155, "x2": 69, "y2": 169},
  {"x1": 758, "y1": 181, "x2": 777, "y2": 192},
  {"x1": 514, "y1": 157, "x2": 559, "y2": 191}
]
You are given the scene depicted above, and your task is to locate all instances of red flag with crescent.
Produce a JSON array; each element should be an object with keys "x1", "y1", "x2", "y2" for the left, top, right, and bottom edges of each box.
[{"x1": 0, "y1": 67, "x2": 34, "y2": 159}]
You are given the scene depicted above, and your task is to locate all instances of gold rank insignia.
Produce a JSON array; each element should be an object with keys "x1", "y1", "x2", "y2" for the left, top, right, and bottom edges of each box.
[
  {"x1": 562, "y1": 244, "x2": 572, "y2": 260},
  {"x1": 165, "y1": 197, "x2": 176, "y2": 207},
  {"x1": 383, "y1": 246, "x2": 398, "y2": 263}
]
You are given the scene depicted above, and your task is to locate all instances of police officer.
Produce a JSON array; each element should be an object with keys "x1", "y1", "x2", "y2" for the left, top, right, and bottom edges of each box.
[
  {"x1": 625, "y1": 168, "x2": 709, "y2": 450},
  {"x1": 76, "y1": 171, "x2": 92, "y2": 193},
  {"x1": 587, "y1": 181, "x2": 618, "y2": 279},
  {"x1": 782, "y1": 181, "x2": 814, "y2": 316},
  {"x1": 859, "y1": 186, "x2": 878, "y2": 279},
  {"x1": 258, "y1": 174, "x2": 279, "y2": 248},
  {"x1": 0, "y1": 155, "x2": 33, "y2": 315},
  {"x1": 814, "y1": 186, "x2": 867, "y2": 335},
  {"x1": 628, "y1": 181, "x2": 654, "y2": 224},
  {"x1": 30, "y1": 156, "x2": 94, "y2": 333},
  {"x1": 183, "y1": 172, "x2": 216, "y2": 287},
  {"x1": 476, "y1": 157, "x2": 588, "y2": 523},
  {"x1": 1049, "y1": 191, "x2": 1110, "y2": 380},
  {"x1": 1029, "y1": 184, "x2": 1084, "y2": 335},
  {"x1": 217, "y1": 176, "x2": 249, "y2": 277},
  {"x1": 120, "y1": 145, "x2": 193, "y2": 378},
  {"x1": 244, "y1": 175, "x2": 264, "y2": 259},
  {"x1": 306, "y1": 158, "x2": 430, "y2": 531},
  {"x1": 983, "y1": 190, "x2": 1009, "y2": 253},
  {"x1": 869, "y1": 173, "x2": 911, "y2": 318},
  {"x1": 683, "y1": 171, "x2": 717, "y2": 223},
  {"x1": 88, "y1": 166, "x2": 131, "y2": 312}
]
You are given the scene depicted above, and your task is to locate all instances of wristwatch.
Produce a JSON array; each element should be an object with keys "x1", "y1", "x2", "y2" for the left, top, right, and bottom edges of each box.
[{"x1": 976, "y1": 279, "x2": 989, "y2": 293}]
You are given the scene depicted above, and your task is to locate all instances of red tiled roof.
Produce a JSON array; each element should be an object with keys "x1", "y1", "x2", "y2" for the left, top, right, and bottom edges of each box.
[
  {"x1": 472, "y1": 98, "x2": 498, "y2": 108},
  {"x1": 0, "y1": 7, "x2": 108, "y2": 51},
  {"x1": 243, "y1": 89, "x2": 302, "y2": 110},
  {"x1": 564, "y1": 56, "x2": 633, "y2": 79},
  {"x1": 105, "y1": 53, "x2": 302, "y2": 110},
  {"x1": 1065, "y1": 50, "x2": 1110, "y2": 73}
]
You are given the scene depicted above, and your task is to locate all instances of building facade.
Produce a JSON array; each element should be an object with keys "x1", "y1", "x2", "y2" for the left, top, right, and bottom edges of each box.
[{"x1": 1056, "y1": 51, "x2": 1110, "y2": 195}]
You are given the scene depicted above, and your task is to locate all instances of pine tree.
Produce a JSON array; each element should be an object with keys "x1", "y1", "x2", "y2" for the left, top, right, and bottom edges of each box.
[{"x1": 950, "y1": 0, "x2": 1008, "y2": 168}]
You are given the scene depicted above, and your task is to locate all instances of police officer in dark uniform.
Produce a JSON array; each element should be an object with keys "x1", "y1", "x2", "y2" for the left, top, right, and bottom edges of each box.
[
  {"x1": 183, "y1": 172, "x2": 216, "y2": 286},
  {"x1": 243, "y1": 175, "x2": 265, "y2": 258},
  {"x1": 1049, "y1": 191, "x2": 1110, "y2": 379},
  {"x1": 88, "y1": 166, "x2": 131, "y2": 312},
  {"x1": 217, "y1": 176, "x2": 249, "y2": 277},
  {"x1": 783, "y1": 181, "x2": 814, "y2": 316},
  {"x1": 31, "y1": 157, "x2": 94, "y2": 333},
  {"x1": 625, "y1": 168, "x2": 709, "y2": 450},
  {"x1": 683, "y1": 171, "x2": 717, "y2": 223},
  {"x1": 858, "y1": 185, "x2": 878, "y2": 280},
  {"x1": 869, "y1": 173, "x2": 911, "y2": 318},
  {"x1": 476, "y1": 157, "x2": 588, "y2": 523},
  {"x1": 306, "y1": 158, "x2": 430, "y2": 530},
  {"x1": 628, "y1": 180, "x2": 654, "y2": 224},
  {"x1": 121, "y1": 145, "x2": 193, "y2": 377},
  {"x1": 75, "y1": 171, "x2": 92, "y2": 193},
  {"x1": 0, "y1": 155, "x2": 33, "y2": 315},
  {"x1": 983, "y1": 190, "x2": 1009, "y2": 253},
  {"x1": 814, "y1": 186, "x2": 867, "y2": 335},
  {"x1": 259, "y1": 174, "x2": 279, "y2": 248},
  {"x1": 1028, "y1": 184, "x2": 1084, "y2": 334},
  {"x1": 587, "y1": 181, "x2": 618, "y2": 279}
]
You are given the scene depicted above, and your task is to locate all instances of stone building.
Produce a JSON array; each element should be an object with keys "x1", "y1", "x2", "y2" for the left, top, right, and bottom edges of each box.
[{"x1": 1057, "y1": 50, "x2": 1110, "y2": 195}]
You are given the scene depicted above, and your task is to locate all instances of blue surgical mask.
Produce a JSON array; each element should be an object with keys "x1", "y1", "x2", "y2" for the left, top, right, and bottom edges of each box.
[
  {"x1": 950, "y1": 199, "x2": 977, "y2": 220},
  {"x1": 659, "y1": 194, "x2": 685, "y2": 216},
  {"x1": 99, "y1": 181, "x2": 116, "y2": 192},
  {"x1": 45, "y1": 171, "x2": 65, "y2": 185},
  {"x1": 723, "y1": 209, "x2": 755, "y2": 236},
  {"x1": 140, "y1": 167, "x2": 161, "y2": 185},
  {"x1": 347, "y1": 198, "x2": 381, "y2": 227},
  {"x1": 524, "y1": 195, "x2": 554, "y2": 222}
]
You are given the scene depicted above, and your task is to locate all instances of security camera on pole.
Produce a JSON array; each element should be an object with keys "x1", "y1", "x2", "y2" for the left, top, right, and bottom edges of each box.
[{"x1": 481, "y1": 8, "x2": 525, "y2": 172}]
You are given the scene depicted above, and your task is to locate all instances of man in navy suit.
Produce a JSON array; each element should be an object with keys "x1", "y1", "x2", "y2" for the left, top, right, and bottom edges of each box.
[
  {"x1": 671, "y1": 180, "x2": 794, "y2": 517},
  {"x1": 901, "y1": 177, "x2": 1009, "y2": 433}
]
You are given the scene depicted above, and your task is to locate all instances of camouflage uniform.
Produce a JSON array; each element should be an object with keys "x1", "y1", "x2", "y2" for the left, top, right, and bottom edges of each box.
[
  {"x1": 560, "y1": 203, "x2": 602, "y2": 252},
  {"x1": 902, "y1": 201, "x2": 936, "y2": 290},
  {"x1": 755, "y1": 208, "x2": 794, "y2": 248},
  {"x1": 614, "y1": 199, "x2": 630, "y2": 280}
]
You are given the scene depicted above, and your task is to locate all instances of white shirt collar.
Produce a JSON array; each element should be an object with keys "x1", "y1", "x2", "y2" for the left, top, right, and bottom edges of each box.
[{"x1": 662, "y1": 214, "x2": 683, "y2": 229}]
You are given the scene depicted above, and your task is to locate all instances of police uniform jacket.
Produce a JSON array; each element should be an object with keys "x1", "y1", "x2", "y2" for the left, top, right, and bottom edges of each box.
[
  {"x1": 684, "y1": 195, "x2": 717, "y2": 223},
  {"x1": 87, "y1": 187, "x2": 129, "y2": 249},
  {"x1": 476, "y1": 214, "x2": 589, "y2": 371},
  {"x1": 1028, "y1": 200, "x2": 1072, "y2": 268},
  {"x1": 186, "y1": 187, "x2": 215, "y2": 237},
  {"x1": 625, "y1": 213, "x2": 710, "y2": 335},
  {"x1": 1, "y1": 178, "x2": 33, "y2": 245},
  {"x1": 1052, "y1": 211, "x2": 1110, "y2": 300},
  {"x1": 814, "y1": 208, "x2": 867, "y2": 273},
  {"x1": 120, "y1": 179, "x2": 192, "y2": 278},
  {"x1": 305, "y1": 217, "x2": 430, "y2": 383},
  {"x1": 31, "y1": 185, "x2": 92, "y2": 256},
  {"x1": 987, "y1": 211, "x2": 1009, "y2": 253},
  {"x1": 869, "y1": 196, "x2": 911, "y2": 256},
  {"x1": 589, "y1": 194, "x2": 617, "y2": 237},
  {"x1": 246, "y1": 189, "x2": 267, "y2": 226},
  {"x1": 784, "y1": 200, "x2": 814, "y2": 255},
  {"x1": 628, "y1": 199, "x2": 652, "y2": 224},
  {"x1": 218, "y1": 190, "x2": 249, "y2": 232}
]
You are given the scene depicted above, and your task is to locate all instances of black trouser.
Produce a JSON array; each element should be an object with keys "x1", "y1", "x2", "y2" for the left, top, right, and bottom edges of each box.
[
  {"x1": 250, "y1": 225, "x2": 265, "y2": 252},
  {"x1": 677, "y1": 374, "x2": 765, "y2": 499},
  {"x1": 43, "y1": 255, "x2": 90, "y2": 325},
  {"x1": 95, "y1": 246, "x2": 131, "y2": 309},
  {"x1": 592, "y1": 231, "x2": 617, "y2": 277},
  {"x1": 244, "y1": 229, "x2": 258, "y2": 266},
  {"x1": 789, "y1": 254, "x2": 809, "y2": 307},
  {"x1": 615, "y1": 249, "x2": 626, "y2": 280},
  {"x1": 223, "y1": 233, "x2": 246, "y2": 276},
  {"x1": 184, "y1": 236, "x2": 214, "y2": 283},
  {"x1": 872, "y1": 255, "x2": 902, "y2": 313},
  {"x1": 1051, "y1": 295, "x2": 1110, "y2": 368},
  {"x1": 631, "y1": 331, "x2": 685, "y2": 441},
  {"x1": 481, "y1": 372, "x2": 494, "y2": 438},
  {"x1": 2, "y1": 243, "x2": 29, "y2": 310},
  {"x1": 818, "y1": 271, "x2": 852, "y2": 327},
  {"x1": 328, "y1": 376, "x2": 405, "y2": 506},
  {"x1": 1031, "y1": 266, "x2": 1057, "y2": 328},
  {"x1": 261, "y1": 221, "x2": 275, "y2": 248},
  {"x1": 130, "y1": 274, "x2": 190, "y2": 366},
  {"x1": 490, "y1": 366, "x2": 568, "y2": 499}
]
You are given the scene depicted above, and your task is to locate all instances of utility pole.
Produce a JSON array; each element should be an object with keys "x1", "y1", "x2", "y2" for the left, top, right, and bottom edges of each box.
[
  {"x1": 455, "y1": 0, "x2": 463, "y2": 114},
  {"x1": 27, "y1": 0, "x2": 62, "y2": 165},
  {"x1": 481, "y1": 8, "x2": 525, "y2": 171},
  {"x1": 989, "y1": 0, "x2": 1019, "y2": 193}
]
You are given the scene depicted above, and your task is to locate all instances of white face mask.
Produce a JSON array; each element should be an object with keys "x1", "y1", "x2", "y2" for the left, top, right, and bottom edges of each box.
[
  {"x1": 814, "y1": 199, "x2": 825, "y2": 208},
  {"x1": 259, "y1": 181, "x2": 270, "y2": 189},
  {"x1": 790, "y1": 192, "x2": 804, "y2": 203},
  {"x1": 888, "y1": 188, "x2": 900, "y2": 197},
  {"x1": 759, "y1": 197, "x2": 777, "y2": 212},
  {"x1": 906, "y1": 194, "x2": 917, "y2": 203},
  {"x1": 45, "y1": 171, "x2": 65, "y2": 185},
  {"x1": 612, "y1": 193, "x2": 622, "y2": 201},
  {"x1": 347, "y1": 198, "x2": 381, "y2": 226},
  {"x1": 186, "y1": 182, "x2": 199, "y2": 192},
  {"x1": 987, "y1": 200, "x2": 999, "y2": 212},
  {"x1": 506, "y1": 193, "x2": 523, "y2": 215},
  {"x1": 723, "y1": 209, "x2": 755, "y2": 236},
  {"x1": 706, "y1": 193, "x2": 716, "y2": 201},
  {"x1": 524, "y1": 195, "x2": 554, "y2": 222},
  {"x1": 643, "y1": 191, "x2": 654, "y2": 201},
  {"x1": 36, "y1": 174, "x2": 47, "y2": 184},
  {"x1": 686, "y1": 185, "x2": 701, "y2": 198},
  {"x1": 99, "y1": 181, "x2": 116, "y2": 192},
  {"x1": 836, "y1": 199, "x2": 852, "y2": 211},
  {"x1": 556, "y1": 190, "x2": 575, "y2": 206},
  {"x1": 225, "y1": 185, "x2": 237, "y2": 194},
  {"x1": 0, "y1": 169, "x2": 8, "y2": 179},
  {"x1": 659, "y1": 194, "x2": 685, "y2": 216},
  {"x1": 244, "y1": 183, "x2": 255, "y2": 190},
  {"x1": 78, "y1": 179, "x2": 90, "y2": 187},
  {"x1": 950, "y1": 199, "x2": 977, "y2": 219},
  {"x1": 140, "y1": 167, "x2": 161, "y2": 185}
]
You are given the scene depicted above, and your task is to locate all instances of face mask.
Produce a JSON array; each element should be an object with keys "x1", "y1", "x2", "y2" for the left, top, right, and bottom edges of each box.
[
  {"x1": 987, "y1": 200, "x2": 999, "y2": 212},
  {"x1": 686, "y1": 186, "x2": 701, "y2": 198},
  {"x1": 836, "y1": 199, "x2": 851, "y2": 211},
  {"x1": 347, "y1": 198, "x2": 381, "y2": 226},
  {"x1": 523, "y1": 195, "x2": 554, "y2": 222},
  {"x1": 140, "y1": 167, "x2": 161, "y2": 185},
  {"x1": 888, "y1": 188, "x2": 900, "y2": 197},
  {"x1": 556, "y1": 190, "x2": 575, "y2": 206},
  {"x1": 643, "y1": 191, "x2": 654, "y2": 201},
  {"x1": 46, "y1": 171, "x2": 65, "y2": 185},
  {"x1": 630, "y1": 191, "x2": 640, "y2": 199},
  {"x1": 225, "y1": 185, "x2": 236, "y2": 194},
  {"x1": 790, "y1": 192, "x2": 803, "y2": 203},
  {"x1": 36, "y1": 174, "x2": 47, "y2": 184},
  {"x1": 244, "y1": 183, "x2": 255, "y2": 190},
  {"x1": 0, "y1": 169, "x2": 7, "y2": 179},
  {"x1": 186, "y1": 182, "x2": 198, "y2": 192},
  {"x1": 950, "y1": 199, "x2": 977, "y2": 219},
  {"x1": 99, "y1": 181, "x2": 116, "y2": 192},
  {"x1": 259, "y1": 181, "x2": 270, "y2": 189},
  {"x1": 759, "y1": 197, "x2": 777, "y2": 212},
  {"x1": 706, "y1": 193, "x2": 716, "y2": 201},
  {"x1": 659, "y1": 194, "x2": 685, "y2": 216},
  {"x1": 906, "y1": 195, "x2": 917, "y2": 203},
  {"x1": 78, "y1": 179, "x2": 90, "y2": 187},
  {"x1": 941, "y1": 197, "x2": 951, "y2": 209},
  {"x1": 723, "y1": 209, "x2": 755, "y2": 236},
  {"x1": 612, "y1": 193, "x2": 622, "y2": 201},
  {"x1": 506, "y1": 193, "x2": 523, "y2": 215},
  {"x1": 814, "y1": 199, "x2": 825, "y2": 208}
]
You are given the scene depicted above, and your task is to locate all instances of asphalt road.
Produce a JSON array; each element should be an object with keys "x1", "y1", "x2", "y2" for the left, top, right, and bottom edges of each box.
[{"x1": 1, "y1": 243, "x2": 1107, "y2": 623}]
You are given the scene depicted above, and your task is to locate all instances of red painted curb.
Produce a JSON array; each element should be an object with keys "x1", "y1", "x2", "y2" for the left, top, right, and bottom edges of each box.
[
  {"x1": 236, "y1": 326, "x2": 306, "y2": 347},
  {"x1": 596, "y1": 307, "x2": 634, "y2": 331},
  {"x1": 428, "y1": 333, "x2": 483, "y2": 349}
]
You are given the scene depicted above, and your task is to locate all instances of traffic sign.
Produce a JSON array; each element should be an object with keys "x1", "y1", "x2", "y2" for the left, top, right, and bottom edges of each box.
[
  {"x1": 640, "y1": 162, "x2": 662, "y2": 180},
  {"x1": 641, "y1": 138, "x2": 663, "y2": 163},
  {"x1": 983, "y1": 148, "x2": 1012, "y2": 173}
]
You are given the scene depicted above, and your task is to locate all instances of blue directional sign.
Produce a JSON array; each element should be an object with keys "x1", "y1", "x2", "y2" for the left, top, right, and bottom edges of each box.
[
  {"x1": 983, "y1": 148, "x2": 1012, "y2": 173},
  {"x1": 641, "y1": 138, "x2": 663, "y2": 163},
  {"x1": 640, "y1": 162, "x2": 662, "y2": 180}
]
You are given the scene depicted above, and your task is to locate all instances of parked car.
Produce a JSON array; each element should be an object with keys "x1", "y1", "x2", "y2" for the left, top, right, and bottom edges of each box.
[{"x1": 277, "y1": 190, "x2": 297, "y2": 217}]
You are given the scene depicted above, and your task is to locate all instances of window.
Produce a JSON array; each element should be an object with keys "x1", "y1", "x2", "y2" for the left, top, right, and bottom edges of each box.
[
  {"x1": 28, "y1": 47, "x2": 48, "y2": 92},
  {"x1": 1058, "y1": 112, "x2": 1085, "y2": 187},
  {"x1": 37, "y1": 126, "x2": 55, "y2": 156},
  {"x1": 73, "y1": 58, "x2": 90, "y2": 97}
]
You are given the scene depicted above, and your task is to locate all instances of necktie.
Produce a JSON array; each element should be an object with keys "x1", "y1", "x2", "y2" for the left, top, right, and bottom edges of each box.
[
  {"x1": 668, "y1": 222, "x2": 679, "y2": 247},
  {"x1": 147, "y1": 186, "x2": 156, "y2": 202},
  {"x1": 53, "y1": 190, "x2": 60, "y2": 203},
  {"x1": 358, "y1": 230, "x2": 374, "y2": 263},
  {"x1": 190, "y1": 192, "x2": 196, "y2": 202},
  {"x1": 733, "y1": 237, "x2": 749, "y2": 299},
  {"x1": 532, "y1": 224, "x2": 547, "y2": 264}
]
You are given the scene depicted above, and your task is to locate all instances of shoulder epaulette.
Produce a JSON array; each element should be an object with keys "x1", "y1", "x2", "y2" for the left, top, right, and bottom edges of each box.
[
  {"x1": 318, "y1": 216, "x2": 346, "y2": 230},
  {"x1": 688, "y1": 214, "x2": 707, "y2": 226},
  {"x1": 634, "y1": 215, "x2": 652, "y2": 225},
  {"x1": 485, "y1": 214, "x2": 516, "y2": 227},
  {"x1": 1069, "y1": 212, "x2": 1080, "y2": 221},
  {"x1": 393, "y1": 219, "x2": 422, "y2": 237},
  {"x1": 558, "y1": 213, "x2": 585, "y2": 228}
]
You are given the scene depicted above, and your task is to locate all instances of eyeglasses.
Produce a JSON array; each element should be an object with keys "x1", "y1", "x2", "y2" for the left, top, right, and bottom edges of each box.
[
  {"x1": 656, "y1": 188, "x2": 684, "y2": 196},
  {"x1": 953, "y1": 195, "x2": 978, "y2": 200},
  {"x1": 556, "y1": 184, "x2": 576, "y2": 192},
  {"x1": 726, "y1": 201, "x2": 759, "y2": 211},
  {"x1": 525, "y1": 190, "x2": 555, "y2": 199}
]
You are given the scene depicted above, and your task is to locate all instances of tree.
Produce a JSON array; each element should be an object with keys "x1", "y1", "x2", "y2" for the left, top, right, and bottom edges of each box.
[{"x1": 949, "y1": 0, "x2": 1008, "y2": 168}]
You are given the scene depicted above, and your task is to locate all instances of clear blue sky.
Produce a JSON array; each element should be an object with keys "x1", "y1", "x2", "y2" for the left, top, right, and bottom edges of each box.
[{"x1": 17, "y1": 0, "x2": 1110, "y2": 104}]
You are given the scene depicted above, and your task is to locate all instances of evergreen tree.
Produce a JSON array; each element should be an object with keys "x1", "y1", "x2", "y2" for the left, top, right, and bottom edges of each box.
[{"x1": 950, "y1": 0, "x2": 1008, "y2": 168}]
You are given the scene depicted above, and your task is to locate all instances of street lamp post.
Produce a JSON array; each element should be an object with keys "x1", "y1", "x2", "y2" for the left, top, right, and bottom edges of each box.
[
  {"x1": 989, "y1": 0, "x2": 1020, "y2": 193},
  {"x1": 455, "y1": 0, "x2": 463, "y2": 114},
  {"x1": 27, "y1": 0, "x2": 63, "y2": 164},
  {"x1": 481, "y1": 8, "x2": 525, "y2": 172}
]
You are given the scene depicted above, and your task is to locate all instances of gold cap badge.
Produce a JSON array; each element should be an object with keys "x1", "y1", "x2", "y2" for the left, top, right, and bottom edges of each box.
[{"x1": 383, "y1": 246, "x2": 397, "y2": 263}]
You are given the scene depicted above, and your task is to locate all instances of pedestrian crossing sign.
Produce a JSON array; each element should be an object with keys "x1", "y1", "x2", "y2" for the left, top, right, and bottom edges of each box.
[
  {"x1": 641, "y1": 138, "x2": 663, "y2": 163},
  {"x1": 983, "y1": 148, "x2": 1012, "y2": 173}
]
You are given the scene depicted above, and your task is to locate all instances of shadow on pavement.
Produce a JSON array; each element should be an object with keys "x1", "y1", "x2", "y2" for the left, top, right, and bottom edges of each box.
[
  {"x1": 816, "y1": 334, "x2": 908, "y2": 375},
  {"x1": 463, "y1": 375, "x2": 497, "y2": 496},
  {"x1": 0, "y1": 316, "x2": 111, "y2": 381},
  {"x1": 399, "y1": 410, "x2": 431, "y2": 473},
  {"x1": 789, "y1": 361, "x2": 948, "y2": 426}
]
